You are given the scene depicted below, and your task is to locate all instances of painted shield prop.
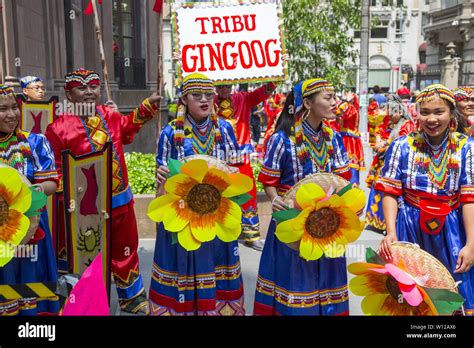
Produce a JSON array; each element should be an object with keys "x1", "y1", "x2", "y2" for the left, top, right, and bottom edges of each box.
[
  {"x1": 61, "y1": 143, "x2": 112, "y2": 301},
  {"x1": 17, "y1": 95, "x2": 58, "y2": 135},
  {"x1": 17, "y1": 95, "x2": 59, "y2": 255}
]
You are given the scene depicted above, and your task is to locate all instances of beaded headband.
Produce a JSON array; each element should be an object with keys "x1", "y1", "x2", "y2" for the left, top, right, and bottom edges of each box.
[
  {"x1": 180, "y1": 73, "x2": 215, "y2": 98},
  {"x1": 415, "y1": 84, "x2": 455, "y2": 109},
  {"x1": 301, "y1": 78, "x2": 335, "y2": 98},
  {"x1": 452, "y1": 86, "x2": 474, "y2": 102},
  {"x1": 64, "y1": 68, "x2": 100, "y2": 91},
  {"x1": 0, "y1": 85, "x2": 16, "y2": 98}
]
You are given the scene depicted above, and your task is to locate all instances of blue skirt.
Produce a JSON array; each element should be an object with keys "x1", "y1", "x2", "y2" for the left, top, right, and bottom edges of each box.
[
  {"x1": 0, "y1": 210, "x2": 59, "y2": 316},
  {"x1": 254, "y1": 220, "x2": 349, "y2": 316},
  {"x1": 365, "y1": 186, "x2": 385, "y2": 230},
  {"x1": 396, "y1": 201, "x2": 474, "y2": 315},
  {"x1": 149, "y1": 223, "x2": 245, "y2": 315}
]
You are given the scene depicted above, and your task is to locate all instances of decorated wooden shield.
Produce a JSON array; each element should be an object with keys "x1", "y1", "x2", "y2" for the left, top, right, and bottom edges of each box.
[
  {"x1": 61, "y1": 143, "x2": 112, "y2": 301},
  {"x1": 17, "y1": 95, "x2": 59, "y2": 251},
  {"x1": 17, "y1": 95, "x2": 58, "y2": 135}
]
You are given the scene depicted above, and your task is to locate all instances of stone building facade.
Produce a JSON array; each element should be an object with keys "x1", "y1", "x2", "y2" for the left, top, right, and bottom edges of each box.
[{"x1": 423, "y1": 0, "x2": 474, "y2": 87}]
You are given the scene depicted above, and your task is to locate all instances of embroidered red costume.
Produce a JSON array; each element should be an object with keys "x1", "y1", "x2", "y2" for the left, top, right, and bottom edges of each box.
[{"x1": 45, "y1": 69, "x2": 158, "y2": 313}]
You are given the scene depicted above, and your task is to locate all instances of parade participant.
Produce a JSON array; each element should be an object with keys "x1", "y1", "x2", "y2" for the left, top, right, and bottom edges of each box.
[
  {"x1": 20, "y1": 76, "x2": 46, "y2": 102},
  {"x1": 250, "y1": 103, "x2": 264, "y2": 153},
  {"x1": 371, "y1": 85, "x2": 387, "y2": 106},
  {"x1": 368, "y1": 98, "x2": 381, "y2": 148},
  {"x1": 254, "y1": 78, "x2": 356, "y2": 316},
  {"x1": 150, "y1": 73, "x2": 245, "y2": 316},
  {"x1": 263, "y1": 92, "x2": 285, "y2": 152},
  {"x1": 396, "y1": 81, "x2": 410, "y2": 98},
  {"x1": 377, "y1": 84, "x2": 474, "y2": 316},
  {"x1": 365, "y1": 94, "x2": 415, "y2": 233},
  {"x1": 215, "y1": 81, "x2": 277, "y2": 251},
  {"x1": 337, "y1": 91, "x2": 365, "y2": 185},
  {"x1": 0, "y1": 85, "x2": 59, "y2": 315},
  {"x1": 45, "y1": 69, "x2": 159, "y2": 314},
  {"x1": 453, "y1": 86, "x2": 474, "y2": 136}
]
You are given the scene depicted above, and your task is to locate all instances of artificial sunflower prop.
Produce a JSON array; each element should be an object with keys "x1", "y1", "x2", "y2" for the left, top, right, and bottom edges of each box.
[
  {"x1": 273, "y1": 182, "x2": 366, "y2": 261},
  {"x1": 147, "y1": 158, "x2": 253, "y2": 251},
  {"x1": 348, "y1": 248, "x2": 465, "y2": 316},
  {"x1": 0, "y1": 166, "x2": 47, "y2": 267}
]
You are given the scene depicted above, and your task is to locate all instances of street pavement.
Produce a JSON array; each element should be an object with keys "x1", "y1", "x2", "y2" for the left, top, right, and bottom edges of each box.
[{"x1": 112, "y1": 165, "x2": 385, "y2": 316}]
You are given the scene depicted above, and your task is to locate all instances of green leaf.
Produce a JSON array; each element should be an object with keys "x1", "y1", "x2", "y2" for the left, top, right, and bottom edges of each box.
[
  {"x1": 336, "y1": 183, "x2": 353, "y2": 197},
  {"x1": 365, "y1": 247, "x2": 385, "y2": 265},
  {"x1": 25, "y1": 189, "x2": 47, "y2": 217},
  {"x1": 422, "y1": 287, "x2": 464, "y2": 314},
  {"x1": 272, "y1": 208, "x2": 301, "y2": 224},
  {"x1": 230, "y1": 193, "x2": 252, "y2": 206},
  {"x1": 168, "y1": 158, "x2": 182, "y2": 177}
]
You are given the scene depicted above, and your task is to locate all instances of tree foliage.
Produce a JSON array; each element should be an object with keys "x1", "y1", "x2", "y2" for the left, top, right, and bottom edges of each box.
[{"x1": 282, "y1": 0, "x2": 361, "y2": 89}]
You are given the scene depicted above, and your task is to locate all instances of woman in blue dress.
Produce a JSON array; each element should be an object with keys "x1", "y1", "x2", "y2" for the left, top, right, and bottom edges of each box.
[
  {"x1": 254, "y1": 78, "x2": 355, "y2": 316},
  {"x1": 0, "y1": 84, "x2": 59, "y2": 315},
  {"x1": 149, "y1": 73, "x2": 245, "y2": 315},
  {"x1": 378, "y1": 84, "x2": 474, "y2": 315}
]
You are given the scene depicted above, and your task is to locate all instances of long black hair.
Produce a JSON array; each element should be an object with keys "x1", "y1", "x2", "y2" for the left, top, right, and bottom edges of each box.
[{"x1": 274, "y1": 91, "x2": 295, "y2": 137}]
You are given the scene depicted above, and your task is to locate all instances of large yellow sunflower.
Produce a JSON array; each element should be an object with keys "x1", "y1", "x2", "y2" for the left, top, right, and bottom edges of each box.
[
  {"x1": 0, "y1": 167, "x2": 32, "y2": 266},
  {"x1": 348, "y1": 262, "x2": 438, "y2": 316},
  {"x1": 275, "y1": 183, "x2": 365, "y2": 261},
  {"x1": 147, "y1": 159, "x2": 253, "y2": 251}
]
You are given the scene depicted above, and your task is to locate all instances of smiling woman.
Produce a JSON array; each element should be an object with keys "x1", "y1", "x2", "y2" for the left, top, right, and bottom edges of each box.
[
  {"x1": 0, "y1": 84, "x2": 59, "y2": 316},
  {"x1": 376, "y1": 84, "x2": 474, "y2": 316}
]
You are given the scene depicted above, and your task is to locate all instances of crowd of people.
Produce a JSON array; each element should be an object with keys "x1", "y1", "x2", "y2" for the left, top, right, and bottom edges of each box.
[{"x1": 0, "y1": 67, "x2": 473, "y2": 316}]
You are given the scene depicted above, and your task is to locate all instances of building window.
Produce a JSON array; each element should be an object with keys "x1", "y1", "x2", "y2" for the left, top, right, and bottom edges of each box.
[
  {"x1": 354, "y1": 20, "x2": 389, "y2": 39},
  {"x1": 371, "y1": 20, "x2": 389, "y2": 38},
  {"x1": 112, "y1": 0, "x2": 146, "y2": 89},
  {"x1": 419, "y1": 51, "x2": 426, "y2": 64},
  {"x1": 441, "y1": 0, "x2": 464, "y2": 9}
]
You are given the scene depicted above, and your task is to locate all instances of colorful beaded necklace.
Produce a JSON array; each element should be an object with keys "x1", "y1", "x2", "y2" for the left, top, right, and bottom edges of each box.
[
  {"x1": 413, "y1": 131, "x2": 458, "y2": 190},
  {"x1": 302, "y1": 121, "x2": 333, "y2": 171},
  {"x1": 187, "y1": 114, "x2": 215, "y2": 155},
  {"x1": 0, "y1": 131, "x2": 29, "y2": 175}
]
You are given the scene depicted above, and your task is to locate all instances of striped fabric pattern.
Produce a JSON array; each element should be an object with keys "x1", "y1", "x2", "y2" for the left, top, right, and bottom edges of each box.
[
  {"x1": 64, "y1": 68, "x2": 100, "y2": 90},
  {"x1": 416, "y1": 84, "x2": 455, "y2": 108},
  {"x1": 0, "y1": 84, "x2": 15, "y2": 98},
  {"x1": 453, "y1": 86, "x2": 474, "y2": 102}
]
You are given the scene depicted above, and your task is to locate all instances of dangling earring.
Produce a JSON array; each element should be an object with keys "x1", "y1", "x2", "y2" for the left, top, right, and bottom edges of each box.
[{"x1": 449, "y1": 116, "x2": 457, "y2": 133}]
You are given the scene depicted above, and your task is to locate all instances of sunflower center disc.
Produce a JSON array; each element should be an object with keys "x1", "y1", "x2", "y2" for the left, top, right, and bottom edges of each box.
[
  {"x1": 305, "y1": 207, "x2": 340, "y2": 239},
  {"x1": 187, "y1": 184, "x2": 221, "y2": 215},
  {"x1": 0, "y1": 196, "x2": 9, "y2": 226},
  {"x1": 385, "y1": 276, "x2": 403, "y2": 301}
]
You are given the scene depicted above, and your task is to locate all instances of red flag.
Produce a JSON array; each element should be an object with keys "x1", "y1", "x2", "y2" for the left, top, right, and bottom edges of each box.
[
  {"x1": 153, "y1": 0, "x2": 163, "y2": 13},
  {"x1": 84, "y1": 0, "x2": 103, "y2": 16}
]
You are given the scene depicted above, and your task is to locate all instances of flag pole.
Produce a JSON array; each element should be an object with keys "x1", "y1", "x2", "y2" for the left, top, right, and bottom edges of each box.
[
  {"x1": 91, "y1": 0, "x2": 112, "y2": 101},
  {"x1": 156, "y1": 3, "x2": 164, "y2": 133},
  {"x1": 154, "y1": 1, "x2": 164, "y2": 196}
]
